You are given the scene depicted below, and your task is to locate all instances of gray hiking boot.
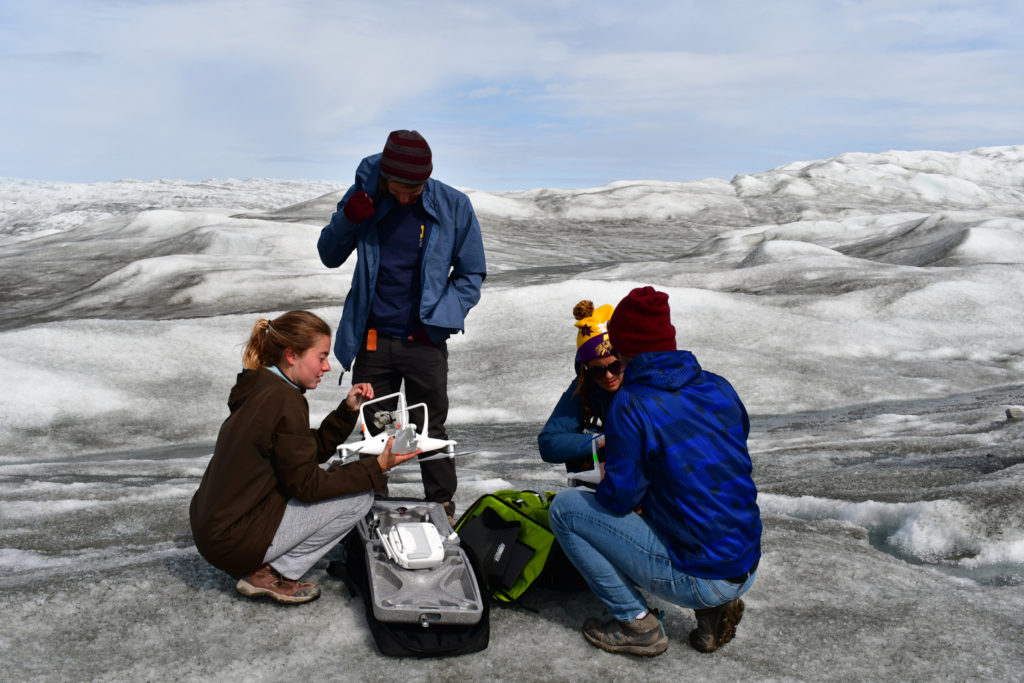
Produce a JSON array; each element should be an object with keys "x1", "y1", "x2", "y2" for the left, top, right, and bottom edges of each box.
[
  {"x1": 689, "y1": 598, "x2": 744, "y2": 652},
  {"x1": 582, "y1": 610, "x2": 668, "y2": 656}
]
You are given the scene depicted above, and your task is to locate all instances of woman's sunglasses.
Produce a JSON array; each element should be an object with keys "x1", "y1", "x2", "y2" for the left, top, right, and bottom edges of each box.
[{"x1": 585, "y1": 360, "x2": 624, "y2": 380}]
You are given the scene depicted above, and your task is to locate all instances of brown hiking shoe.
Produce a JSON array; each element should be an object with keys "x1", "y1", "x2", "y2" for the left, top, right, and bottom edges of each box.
[
  {"x1": 582, "y1": 610, "x2": 668, "y2": 657},
  {"x1": 236, "y1": 564, "x2": 321, "y2": 604},
  {"x1": 689, "y1": 598, "x2": 745, "y2": 652}
]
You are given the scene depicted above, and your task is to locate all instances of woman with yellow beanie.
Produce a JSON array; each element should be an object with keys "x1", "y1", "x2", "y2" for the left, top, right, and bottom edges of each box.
[{"x1": 538, "y1": 299, "x2": 624, "y2": 474}]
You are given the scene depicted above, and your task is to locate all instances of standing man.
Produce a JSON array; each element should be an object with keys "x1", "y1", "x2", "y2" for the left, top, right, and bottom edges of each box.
[
  {"x1": 549, "y1": 286, "x2": 761, "y2": 657},
  {"x1": 317, "y1": 130, "x2": 486, "y2": 520}
]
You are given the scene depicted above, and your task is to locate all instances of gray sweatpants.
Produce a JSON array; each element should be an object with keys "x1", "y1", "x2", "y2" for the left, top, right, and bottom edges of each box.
[{"x1": 263, "y1": 491, "x2": 374, "y2": 580}]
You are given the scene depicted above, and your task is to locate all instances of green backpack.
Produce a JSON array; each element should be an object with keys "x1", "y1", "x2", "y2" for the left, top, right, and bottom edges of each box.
[{"x1": 454, "y1": 490, "x2": 584, "y2": 603}]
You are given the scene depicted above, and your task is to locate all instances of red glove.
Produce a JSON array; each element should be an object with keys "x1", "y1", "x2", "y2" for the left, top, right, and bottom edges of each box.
[{"x1": 343, "y1": 190, "x2": 375, "y2": 223}]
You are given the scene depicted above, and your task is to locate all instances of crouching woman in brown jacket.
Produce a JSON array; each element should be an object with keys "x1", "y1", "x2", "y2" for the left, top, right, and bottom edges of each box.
[{"x1": 190, "y1": 310, "x2": 419, "y2": 604}]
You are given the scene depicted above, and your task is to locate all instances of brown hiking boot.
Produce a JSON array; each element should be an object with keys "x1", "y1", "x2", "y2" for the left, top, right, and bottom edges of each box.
[
  {"x1": 582, "y1": 610, "x2": 668, "y2": 657},
  {"x1": 236, "y1": 564, "x2": 321, "y2": 604},
  {"x1": 689, "y1": 598, "x2": 745, "y2": 652}
]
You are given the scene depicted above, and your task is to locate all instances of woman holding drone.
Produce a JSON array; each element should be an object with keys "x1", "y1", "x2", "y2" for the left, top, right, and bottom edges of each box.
[{"x1": 190, "y1": 310, "x2": 419, "y2": 604}]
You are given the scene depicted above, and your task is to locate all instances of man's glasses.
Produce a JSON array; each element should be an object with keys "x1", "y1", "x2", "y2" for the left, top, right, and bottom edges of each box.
[{"x1": 585, "y1": 360, "x2": 624, "y2": 380}]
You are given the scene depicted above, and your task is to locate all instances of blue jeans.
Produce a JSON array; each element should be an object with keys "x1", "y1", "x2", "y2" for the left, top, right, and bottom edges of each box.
[{"x1": 548, "y1": 489, "x2": 756, "y2": 621}]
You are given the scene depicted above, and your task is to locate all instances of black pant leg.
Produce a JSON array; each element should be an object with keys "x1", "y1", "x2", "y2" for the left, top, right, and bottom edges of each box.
[{"x1": 394, "y1": 339, "x2": 455, "y2": 505}]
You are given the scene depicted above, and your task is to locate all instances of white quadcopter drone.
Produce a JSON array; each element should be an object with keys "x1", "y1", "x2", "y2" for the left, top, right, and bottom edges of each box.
[{"x1": 336, "y1": 390, "x2": 456, "y2": 465}]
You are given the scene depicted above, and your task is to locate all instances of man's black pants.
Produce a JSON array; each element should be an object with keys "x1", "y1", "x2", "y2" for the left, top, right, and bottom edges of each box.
[{"x1": 352, "y1": 335, "x2": 456, "y2": 506}]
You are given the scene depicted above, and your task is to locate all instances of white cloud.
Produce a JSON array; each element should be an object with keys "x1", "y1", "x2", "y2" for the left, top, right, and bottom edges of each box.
[{"x1": 1, "y1": 0, "x2": 1022, "y2": 188}]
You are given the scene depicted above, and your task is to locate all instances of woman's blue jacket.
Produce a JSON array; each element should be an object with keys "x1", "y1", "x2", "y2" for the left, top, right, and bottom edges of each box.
[{"x1": 538, "y1": 377, "x2": 615, "y2": 473}]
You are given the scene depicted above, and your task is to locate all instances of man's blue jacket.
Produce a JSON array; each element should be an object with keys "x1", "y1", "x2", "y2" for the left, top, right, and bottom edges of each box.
[
  {"x1": 597, "y1": 350, "x2": 762, "y2": 580},
  {"x1": 317, "y1": 153, "x2": 487, "y2": 370}
]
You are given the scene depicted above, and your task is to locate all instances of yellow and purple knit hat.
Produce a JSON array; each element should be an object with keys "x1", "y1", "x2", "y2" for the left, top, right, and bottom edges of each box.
[{"x1": 573, "y1": 300, "x2": 615, "y2": 364}]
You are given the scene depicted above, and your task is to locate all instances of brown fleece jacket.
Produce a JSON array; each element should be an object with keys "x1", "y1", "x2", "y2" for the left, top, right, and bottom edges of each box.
[{"x1": 189, "y1": 368, "x2": 385, "y2": 577}]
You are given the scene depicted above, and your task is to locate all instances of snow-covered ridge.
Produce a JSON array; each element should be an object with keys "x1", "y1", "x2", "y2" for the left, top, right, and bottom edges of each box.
[
  {"x1": 5, "y1": 146, "x2": 1023, "y2": 240},
  {"x1": 466, "y1": 145, "x2": 1024, "y2": 222},
  {"x1": 0, "y1": 177, "x2": 340, "y2": 240}
]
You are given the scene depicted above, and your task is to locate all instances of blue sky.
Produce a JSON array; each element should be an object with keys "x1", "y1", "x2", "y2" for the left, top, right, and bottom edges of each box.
[{"x1": 1, "y1": 0, "x2": 1021, "y2": 191}]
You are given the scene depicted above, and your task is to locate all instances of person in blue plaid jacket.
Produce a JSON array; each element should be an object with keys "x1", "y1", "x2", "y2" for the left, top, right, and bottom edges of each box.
[{"x1": 549, "y1": 286, "x2": 762, "y2": 657}]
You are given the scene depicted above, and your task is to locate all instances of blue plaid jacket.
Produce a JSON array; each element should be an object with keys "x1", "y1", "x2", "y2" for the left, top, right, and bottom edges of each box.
[{"x1": 596, "y1": 350, "x2": 762, "y2": 579}]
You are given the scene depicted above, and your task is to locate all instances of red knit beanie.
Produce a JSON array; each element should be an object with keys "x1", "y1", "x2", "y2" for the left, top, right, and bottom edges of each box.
[
  {"x1": 380, "y1": 130, "x2": 432, "y2": 184},
  {"x1": 607, "y1": 286, "x2": 677, "y2": 358}
]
